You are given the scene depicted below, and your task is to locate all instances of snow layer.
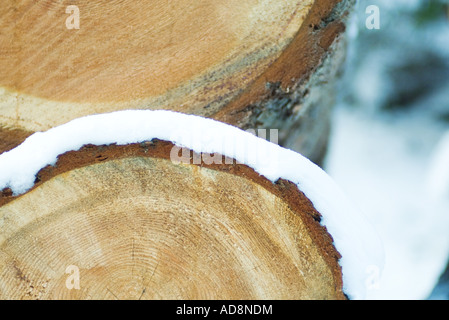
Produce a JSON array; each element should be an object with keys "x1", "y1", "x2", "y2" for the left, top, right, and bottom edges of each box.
[{"x1": 0, "y1": 110, "x2": 384, "y2": 299}]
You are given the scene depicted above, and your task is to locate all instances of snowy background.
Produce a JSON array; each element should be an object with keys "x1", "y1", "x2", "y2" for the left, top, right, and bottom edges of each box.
[{"x1": 324, "y1": 0, "x2": 449, "y2": 299}]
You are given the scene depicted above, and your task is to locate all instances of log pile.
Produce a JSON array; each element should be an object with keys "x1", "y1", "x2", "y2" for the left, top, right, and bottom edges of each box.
[{"x1": 0, "y1": 0, "x2": 361, "y2": 300}]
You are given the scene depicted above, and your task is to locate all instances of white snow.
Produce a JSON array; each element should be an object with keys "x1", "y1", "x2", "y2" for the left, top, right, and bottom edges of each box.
[
  {"x1": 0, "y1": 109, "x2": 384, "y2": 299},
  {"x1": 427, "y1": 131, "x2": 449, "y2": 202},
  {"x1": 325, "y1": 107, "x2": 449, "y2": 300},
  {"x1": 325, "y1": 0, "x2": 449, "y2": 299}
]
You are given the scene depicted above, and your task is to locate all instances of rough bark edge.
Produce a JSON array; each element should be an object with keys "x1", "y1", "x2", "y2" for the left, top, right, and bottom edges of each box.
[
  {"x1": 214, "y1": 0, "x2": 353, "y2": 123},
  {"x1": 237, "y1": 33, "x2": 348, "y2": 166},
  {"x1": 213, "y1": 0, "x2": 353, "y2": 164},
  {"x1": 0, "y1": 139, "x2": 346, "y2": 299}
]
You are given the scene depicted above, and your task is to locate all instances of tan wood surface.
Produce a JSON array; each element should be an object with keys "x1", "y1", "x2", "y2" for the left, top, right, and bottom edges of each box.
[
  {"x1": 0, "y1": 0, "x2": 352, "y2": 163},
  {"x1": 0, "y1": 141, "x2": 345, "y2": 299}
]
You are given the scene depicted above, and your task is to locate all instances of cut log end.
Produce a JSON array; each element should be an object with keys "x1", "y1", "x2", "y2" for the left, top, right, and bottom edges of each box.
[
  {"x1": 0, "y1": 141, "x2": 345, "y2": 300},
  {"x1": 0, "y1": 0, "x2": 355, "y2": 163},
  {"x1": 0, "y1": 0, "x2": 357, "y2": 299}
]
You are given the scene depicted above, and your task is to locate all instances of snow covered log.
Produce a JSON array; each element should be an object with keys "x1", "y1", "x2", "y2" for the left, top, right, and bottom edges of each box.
[
  {"x1": 0, "y1": 141, "x2": 344, "y2": 300},
  {"x1": 0, "y1": 111, "x2": 383, "y2": 300},
  {"x1": 0, "y1": 0, "x2": 354, "y2": 164}
]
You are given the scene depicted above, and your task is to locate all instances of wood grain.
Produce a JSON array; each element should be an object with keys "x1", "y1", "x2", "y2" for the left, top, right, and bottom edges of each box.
[
  {"x1": 0, "y1": 141, "x2": 345, "y2": 300},
  {"x1": 0, "y1": 0, "x2": 351, "y2": 132}
]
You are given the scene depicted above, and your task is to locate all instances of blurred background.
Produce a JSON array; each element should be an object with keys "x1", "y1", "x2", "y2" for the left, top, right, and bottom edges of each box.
[{"x1": 323, "y1": 0, "x2": 449, "y2": 299}]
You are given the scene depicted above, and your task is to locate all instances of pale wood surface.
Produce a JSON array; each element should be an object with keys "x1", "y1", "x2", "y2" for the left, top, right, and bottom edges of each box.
[
  {"x1": 0, "y1": 0, "x2": 354, "y2": 165},
  {"x1": 0, "y1": 154, "x2": 344, "y2": 299},
  {"x1": 0, "y1": 0, "x2": 315, "y2": 131},
  {"x1": 0, "y1": 0, "x2": 353, "y2": 300}
]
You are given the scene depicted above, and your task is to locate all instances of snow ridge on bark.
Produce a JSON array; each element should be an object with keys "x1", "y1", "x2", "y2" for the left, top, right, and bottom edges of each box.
[{"x1": 0, "y1": 110, "x2": 384, "y2": 299}]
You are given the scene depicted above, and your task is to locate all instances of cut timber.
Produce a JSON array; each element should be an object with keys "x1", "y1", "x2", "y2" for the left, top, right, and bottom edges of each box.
[
  {"x1": 0, "y1": 110, "x2": 385, "y2": 299},
  {"x1": 0, "y1": 0, "x2": 354, "y2": 162},
  {"x1": 0, "y1": 141, "x2": 344, "y2": 300}
]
